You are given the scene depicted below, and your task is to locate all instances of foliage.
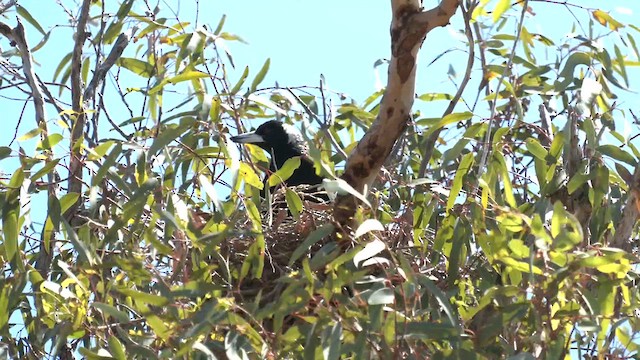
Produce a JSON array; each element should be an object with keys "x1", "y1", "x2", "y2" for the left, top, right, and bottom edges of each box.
[{"x1": 0, "y1": 0, "x2": 639, "y2": 359}]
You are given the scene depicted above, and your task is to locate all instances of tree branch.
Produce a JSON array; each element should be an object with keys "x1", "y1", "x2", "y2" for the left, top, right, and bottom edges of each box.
[
  {"x1": 419, "y1": 2, "x2": 474, "y2": 179},
  {"x1": 1, "y1": 17, "x2": 61, "y2": 345},
  {"x1": 84, "y1": 29, "x2": 135, "y2": 103},
  {"x1": 0, "y1": 0, "x2": 17, "y2": 14},
  {"x1": 67, "y1": 0, "x2": 92, "y2": 222},
  {"x1": 609, "y1": 165, "x2": 640, "y2": 251},
  {"x1": 476, "y1": 0, "x2": 529, "y2": 179},
  {"x1": 333, "y1": 0, "x2": 459, "y2": 229}
]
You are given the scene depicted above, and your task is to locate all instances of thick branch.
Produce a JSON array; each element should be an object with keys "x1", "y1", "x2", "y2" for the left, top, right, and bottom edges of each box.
[
  {"x1": 11, "y1": 22, "x2": 47, "y2": 129},
  {"x1": 333, "y1": 0, "x2": 459, "y2": 228},
  {"x1": 609, "y1": 165, "x2": 640, "y2": 251},
  {"x1": 84, "y1": 29, "x2": 135, "y2": 103},
  {"x1": 67, "y1": 0, "x2": 92, "y2": 220}
]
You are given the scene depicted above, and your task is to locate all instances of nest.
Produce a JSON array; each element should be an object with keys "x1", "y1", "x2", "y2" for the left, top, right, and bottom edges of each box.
[{"x1": 219, "y1": 185, "x2": 333, "y2": 280}]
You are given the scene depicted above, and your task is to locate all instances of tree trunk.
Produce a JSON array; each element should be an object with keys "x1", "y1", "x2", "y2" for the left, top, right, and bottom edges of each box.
[{"x1": 333, "y1": 0, "x2": 460, "y2": 229}]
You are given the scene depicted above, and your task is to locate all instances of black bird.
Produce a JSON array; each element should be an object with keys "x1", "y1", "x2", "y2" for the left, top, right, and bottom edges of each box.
[{"x1": 230, "y1": 120, "x2": 325, "y2": 195}]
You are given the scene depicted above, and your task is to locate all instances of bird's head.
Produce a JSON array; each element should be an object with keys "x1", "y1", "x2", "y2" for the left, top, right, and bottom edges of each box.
[
  {"x1": 231, "y1": 120, "x2": 308, "y2": 158},
  {"x1": 231, "y1": 120, "x2": 327, "y2": 194}
]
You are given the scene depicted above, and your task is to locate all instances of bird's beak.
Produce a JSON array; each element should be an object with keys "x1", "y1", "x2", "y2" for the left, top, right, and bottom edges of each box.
[{"x1": 230, "y1": 132, "x2": 265, "y2": 144}]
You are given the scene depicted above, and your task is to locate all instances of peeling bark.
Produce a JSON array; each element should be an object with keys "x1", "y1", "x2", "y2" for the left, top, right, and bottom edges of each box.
[
  {"x1": 609, "y1": 165, "x2": 640, "y2": 251},
  {"x1": 333, "y1": 0, "x2": 460, "y2": 229}
]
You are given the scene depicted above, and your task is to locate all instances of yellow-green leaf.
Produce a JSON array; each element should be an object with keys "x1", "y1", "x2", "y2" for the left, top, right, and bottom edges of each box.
[
  {"x1": 117, "y1": 57, "x2": 155, "y2": 77},
  {"x1": 239, "y1": 163, "x2": 264, "y2": 190},
  {"x1": 592, "y1": 9, "x2": 625, "y2": 31},
  {"x1": 447, "y1": 152, "x2": 474, "y2": 212},
  {"x1": 149, "y1": 71, "x2": 210, "y2": 94},
  {"x1": 250, "y1": 58, "x2": 270, "y2": 92},
  {"x1": 268, "y1": 157, "x2": 301, "y2": 187},
  {"x1": 525, "y1": 138, "x2": 548, "y2": 160},
  {"x1": 285, "y1": 188, "x2": 303, "y2": 219},
  {"x1": 492, "y1": 0, "x2": 511, "y2": 23}
]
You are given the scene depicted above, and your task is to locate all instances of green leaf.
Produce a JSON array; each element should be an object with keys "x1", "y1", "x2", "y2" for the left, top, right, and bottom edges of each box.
[
  {"x1": 116, "y1": 288, "x2": 169, "y2": 307},
  {"x1": 268, "y1": 157, "x2": 301, "y2": 187},
  {"x1": 18, "y1": 127, "x2": 42, "y2": 141},
  {"x1": 62, "y1": 220, "x2": 96, "y2": 266},
  {"x1": 615, "y1": 163, "x2": 633, "y2": 183},
  {"x1": 238, "y1": 163, "x2": 264, "y2": 190},
  {"x1": 614, "y1": 45, "x2": 629, "y2": 87},
  {"x1": 117, "y1": 58, "x2": 155, "y2": 77},
  {"x1": 567, "y1": 172, "x2": 591, "y2": 194},
  {"x1": 321, "y1": 322, "x2": 342, "y2": 360},
  {"x1": 248, "y1": 94, "x2": 287, "y2": 116},
  {"x1": 323, "y1": 178, "x2": 371, "y2": 208},
  {"x1": 81, "y1": 57, "x2": 90, "y2": 84},
  {"x1": 16, "y1": 5, "x2": 46, "y2": 35},
  {"x1": 135, "y1": 18, "x2": 167, "y2": 40},
  {"x1": 103, "y1": 22, "x2": 124, "y2": 45},
  {"x1": 353, "y1": 238, "x2": 386, "y2": 266},
  {"x1": 213, "y1": 14, "x2": 226, "y2": 35},
  {"x1": 3, "y1": 171, "x2": 22, "y2": 263},
  {"x1": 53, "y1": 53, "x2": 72, "y2": 82},
  {"x1": 285, "y1": 188, "x2": 303, "y2": 219},
  {"x1": 36, "y1": 133, "x2": 63, "y2": 151},
  {"x1": 30, "y1": 159, "x2": 60, "y2": 182},
  {"x1": 250, "y1": 58, "x2": 270, "y2": 92},
  {"x1": 494, "y1": 152, "x2": 517, "y2": 207},
  {"x1": 551, "y1": 201, "x2": 583, "y2": 251},
  {"x1": 59, "y1": 193, "x2": 80, "y2": 214},
  {"x1": 525, "y1": 138, "x2": 548, "y2": 160},
  {"x1": 59, "y1": 66, "x2": 72, "y2": 96},
  {"x1": 30, "y1": 30, "x2": 51, "y2": 53},
  {"x1": 508, "y1": 239, "x2": 530, "y2": 258},
  {"x1": 289, "y1": 224, "x2": 334, "y2": 266},
  {"x1": 230, "y1": 66, "x2": 249, "y2": 94},
  {"x1": 354, "y1": 219, "x2": 385, "y2": 239},
  {"x1": 499, "y1": 257, "x2": 543, "y2": 275},
  {"x1": 497, "y1": 212, "x2": 524, "y2": 233},
  {"x1": 447, "y1": 152, "x2": 474, "y2": 211},
  {"x1": 596, "y1": 261, "x2": 631, "y2": 278},
  {"x1": 87, "y1": 141, "x2": 115, "y2": 161},
  {"x1": 92, "y1": 302, "x2": 130, "y2": 323},
  {"x1": 92, "y1": 143, "x2": 122, "y2": 186},
  {"x1": 0, "y1": 146, "x2": 11, "y2": 160},
  {"x1": 400, "y1": 322, "x2": 459, "y2": 340},
  {"x1": 115, "y1": 0, "x2": 135, "y2": 19},
  {"x1": 108, "y1": 336, "x2": 127, "y2": 360},
  {"x1": 148, "y1": 123, "x2": 189, "y2": 156},
  {"x1": 417, "y1": 92, "x2": 453, "y2": 101},
  {"x1": 597, "y1": 145, "x2": 637, "y2": 166},
  {"x1": 368, "y1": 288, "x2": 395, "y2": 305},
  {"x1": 549, "y1": 132, "x2": 565, "y2": 159},
  {"x1": 149, "y1": 71, "x2": 210, "y2": 94},
  {"x1": 417, "y1": 275, "x2": 460, "y2": 329},
  {"x1": 423, "y1": 111, "x2": 474, "y2": 139},
  {"x1": 556, "y1": 52, "x2": 592, "y2": 90}
]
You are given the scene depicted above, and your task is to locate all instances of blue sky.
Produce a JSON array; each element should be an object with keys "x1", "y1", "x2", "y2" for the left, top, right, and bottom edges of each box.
[{"x1": 2, "y1": 0, "x2": 639, "y2": 143}]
